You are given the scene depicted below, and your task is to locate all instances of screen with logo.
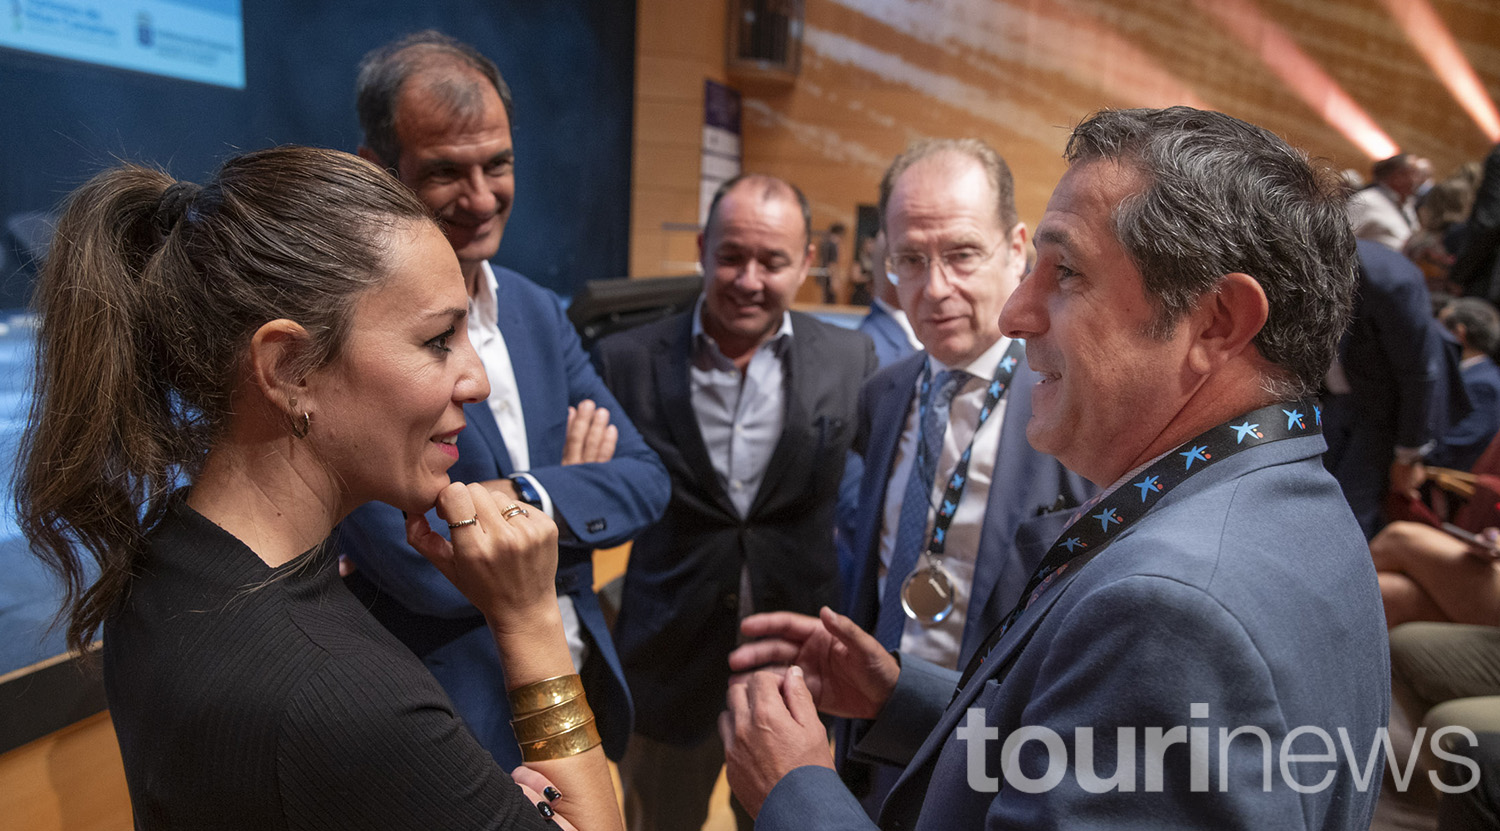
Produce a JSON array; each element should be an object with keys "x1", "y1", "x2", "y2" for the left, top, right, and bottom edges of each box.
[{"x1": 1, "y1": 0, "x2": 244, "y2": 89}]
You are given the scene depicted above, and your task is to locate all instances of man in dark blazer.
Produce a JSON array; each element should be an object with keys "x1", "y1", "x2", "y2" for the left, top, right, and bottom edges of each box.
[
  {"x1": 837, "y1": 139, "x2": 1089, "y2": 816},
  {"x1": 1455, "y1": 142, "x2": 1500, "y2": 301},
  {"x1": 594, "y1": 173, "x2": 876, "y2": 831},
  {"x1": 1323, "y1": 239, "x2": 1453, "y2": 537},
  {"x1": 337, "y1": 32, "x2": 671, "y2": 768},
  {"x1": 722, "y1": 107, "x2": 1388, "y2": 830}
]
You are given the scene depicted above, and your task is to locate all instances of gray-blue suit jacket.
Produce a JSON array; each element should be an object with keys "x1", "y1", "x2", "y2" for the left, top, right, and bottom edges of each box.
[{"x1": 762, "y1": 431, "x2": 1389, "y2": 830}]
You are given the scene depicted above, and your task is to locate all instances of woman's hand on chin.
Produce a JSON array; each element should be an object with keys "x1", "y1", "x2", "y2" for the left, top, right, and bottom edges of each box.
[{"x1": 405, "y1": 481, "x2": 560, "y2": 629}]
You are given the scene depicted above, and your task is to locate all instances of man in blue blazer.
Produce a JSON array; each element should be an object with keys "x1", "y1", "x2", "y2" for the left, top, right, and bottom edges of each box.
[
  {"x1": 1430, "y1": 297, "x2": 1500, "y2": 471},
  {"x1": 338, "y1": 32, "x2": 671, "y2": 768},
  {"x1": 836, "y1": 139, "x2": 1089, "y2": 816},
  {"x1": 856, "y1": 232, "x2": 921, "y2": 370},
  {"x1": 721, "y1": 107, "x2": 1389, "y2": 829}
]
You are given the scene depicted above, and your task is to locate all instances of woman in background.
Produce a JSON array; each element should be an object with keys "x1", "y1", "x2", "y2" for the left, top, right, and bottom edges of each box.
[{"x1": 17, "y1": 146, "x2": 620, "y2": 830}]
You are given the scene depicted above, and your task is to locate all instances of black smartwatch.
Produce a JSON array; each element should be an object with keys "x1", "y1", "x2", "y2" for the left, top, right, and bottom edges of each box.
[{"x1": 511, "y1": 476, "x2": 544, "y2": 510}]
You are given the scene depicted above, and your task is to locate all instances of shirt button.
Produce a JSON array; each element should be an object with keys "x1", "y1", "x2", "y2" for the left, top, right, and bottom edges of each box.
[{"x1": 731, "y1": 480, "x2": 743, "y2": 490}]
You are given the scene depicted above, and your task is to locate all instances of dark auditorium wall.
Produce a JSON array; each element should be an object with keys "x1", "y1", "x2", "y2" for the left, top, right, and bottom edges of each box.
[{"x1": 0, "y1": 1, "x2": 635, "y2": 308}]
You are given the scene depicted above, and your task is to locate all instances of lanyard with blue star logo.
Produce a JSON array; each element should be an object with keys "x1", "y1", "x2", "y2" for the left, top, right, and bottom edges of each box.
[
  {"x1": 901, "y1": 339, "x2": 1028, "y2": 625},
  {"x1": 952, "y1": 398, "x2": 1323, "y2": 696}
]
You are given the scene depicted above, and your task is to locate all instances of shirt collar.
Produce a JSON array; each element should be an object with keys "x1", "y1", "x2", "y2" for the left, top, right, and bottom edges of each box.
[
  {"x1": 926, "y1": 335, "x2": 1014, "y2": 385},
  {"x1": 470, "y1": 260, "x2": 500, "y2": 332},
  {"x1": 691, "y1": 295, "x2": 795, "y2": 366}
]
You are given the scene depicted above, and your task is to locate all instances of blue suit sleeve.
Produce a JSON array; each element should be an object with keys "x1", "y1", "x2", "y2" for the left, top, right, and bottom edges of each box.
[
  {"x1": 339, "y1": 501, "x2": 477, "y2": 619},
  {"x1": 853, "y1": 654, "x2": 960, "y2": 767},
  {"x1": 520, "y1": 292, "x2": 670, "y2": 548},
  {"x1": 757, "y1": 766, "x2": 878, "y2": 831},
  {"x1": 1436, "y1": 365, "x2": 1500, "y2": 469}
]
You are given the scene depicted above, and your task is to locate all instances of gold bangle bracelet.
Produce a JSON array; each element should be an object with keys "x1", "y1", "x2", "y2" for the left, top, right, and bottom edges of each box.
[
  {"x1": 519, "y1": 717, "x2": 602, "y2": 763},
  {"x1": 511, "y1": 697, "x2": 597, "y2": 743},
  {"x1": 508, "y1": 674, "x2": 586, "y2": 716}
]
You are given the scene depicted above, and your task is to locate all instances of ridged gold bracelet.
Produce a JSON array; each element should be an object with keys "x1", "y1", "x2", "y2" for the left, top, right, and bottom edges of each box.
[
  {"x1": 518, "y1": 717, "x2": 602, "y2": 762},
  {"x1": 511, "y1": 696, "x2": 596, "y2": 743},
  {"x1": 508, "y1": 673, "x2": 586, "y2": 716}
]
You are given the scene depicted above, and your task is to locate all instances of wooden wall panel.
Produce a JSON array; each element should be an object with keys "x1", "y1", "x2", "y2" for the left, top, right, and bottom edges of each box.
[
  {"x1": 632, "y1": 0, "x2": 729, "y2": 278},
  {"x1": 0, "y1": 712, "x2": 130, "y2": 831},
  {"x1": 633, "y1": 0, "x2": 1500, "y2": 280}
]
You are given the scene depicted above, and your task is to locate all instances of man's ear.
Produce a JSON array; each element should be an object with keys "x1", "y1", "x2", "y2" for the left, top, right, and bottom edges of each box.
[
  {"x1": 247, "y1": 319, "x2": 314, "y2": 414},
  {"x1": 1185, "y1": 272, "x2": 1269, "y2": 376},
  {"x1": 1005, "y1": 223, "x2": 1029, "y2": 279},
  {"x1": 794, "y1": 242, "x2": 814, "y2": 291}
]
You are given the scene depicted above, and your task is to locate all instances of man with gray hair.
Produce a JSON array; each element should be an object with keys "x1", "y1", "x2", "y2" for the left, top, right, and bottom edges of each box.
[
  {"x1": 338, "y1": 30, "x2": 670, "y2": 771},
  {"x1": 723, "y1": 107, "x2": 1389, "y2": 829}
]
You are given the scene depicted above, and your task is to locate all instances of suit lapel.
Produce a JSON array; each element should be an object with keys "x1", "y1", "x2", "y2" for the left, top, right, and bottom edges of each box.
[
  {"x1": 654, "y1": 316, "x2": 736, "y2": 517},
  {"x1": 491, "y1": 271, "x2": 560, "y2": 460},
  {"x1": 847, "y1": 356, "x2": 924, "y2": 624},
  {"x1": 747, "y1": 320, "x2": 813, "y2": 517},
  {"x1": 461, "y1": 400, "x2": 513, "y2": 476}
]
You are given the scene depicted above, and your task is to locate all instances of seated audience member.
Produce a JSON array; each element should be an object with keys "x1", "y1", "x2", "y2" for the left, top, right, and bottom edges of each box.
[
  {"x1": 1430, "y1": 297, "x2": 1500, "y2": 471},
  {"x1": 721, "y1": 106, "x2": 1388, "y2": 830},
  {"x1": 1406, "y1": 177, "x2": 1477, "y2": 295},
  {"x1": 1348, "y1": 152, "x2": 1432, "y2": 252},
  {"x1": 1371, "y1": 522, "x2": 1500, "y2": 628},
  {"x1": 17, "y1": 147, "x2": 621, "y2": 830},
  {"x1": 1388, "y1": 622, "x2": 1500, "y2": 809}
]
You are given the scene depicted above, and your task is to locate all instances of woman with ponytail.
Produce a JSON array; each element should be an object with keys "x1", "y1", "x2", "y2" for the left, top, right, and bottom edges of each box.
[{"x1": 17, "y1": 146, "x2": 622, "y2": 830}]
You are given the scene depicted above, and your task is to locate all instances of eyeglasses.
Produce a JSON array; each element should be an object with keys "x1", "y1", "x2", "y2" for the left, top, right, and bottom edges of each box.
[{"x1": 886, "y1": 246, "x2": 999, "y2": 284}]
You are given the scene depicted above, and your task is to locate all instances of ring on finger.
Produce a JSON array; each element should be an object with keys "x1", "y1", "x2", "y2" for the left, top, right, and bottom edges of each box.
[
  {"x1": 447, "y1": 516, "x2": 479, "y2": 529},
  {"x1": 502, "y1": 503, "x2": 530, "y2": 521}
]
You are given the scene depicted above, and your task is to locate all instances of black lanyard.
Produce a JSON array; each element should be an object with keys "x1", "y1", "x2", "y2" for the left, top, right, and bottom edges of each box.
[
  {"x1": 953, "y1": 399, "x2": 1324, "y2": 695},
  {"x1": 920, "y1": 339, "x2": 1026, "y2": 559}
]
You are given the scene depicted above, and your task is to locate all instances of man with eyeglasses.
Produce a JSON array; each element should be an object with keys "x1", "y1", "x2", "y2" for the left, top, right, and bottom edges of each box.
[{"x1": 829, "y1": 139, "x2": 1089, "y2": 816}]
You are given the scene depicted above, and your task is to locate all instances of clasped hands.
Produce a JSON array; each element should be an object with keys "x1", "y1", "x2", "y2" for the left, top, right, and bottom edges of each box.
[{"x1": 718, "y1": 606, "x2": 902, "y2": 817}]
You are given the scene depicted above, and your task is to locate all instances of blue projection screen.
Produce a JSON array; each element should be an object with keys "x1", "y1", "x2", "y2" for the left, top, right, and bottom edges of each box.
[{"x1": 1, "y1": 0, "x2": 245, "y2": 89}]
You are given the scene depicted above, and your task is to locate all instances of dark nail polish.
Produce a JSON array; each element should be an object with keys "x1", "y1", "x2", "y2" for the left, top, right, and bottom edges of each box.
[
  {"x1": 543, "y1": 786, "x2": 562, "y2": 802},
  {"x1": 537, "y1": 801, "x2": 555, "y2": 818}
]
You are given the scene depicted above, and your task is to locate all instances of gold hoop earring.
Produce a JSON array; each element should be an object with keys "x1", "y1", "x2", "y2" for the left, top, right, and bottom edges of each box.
[
  {"x1": 291, "y1": 411, "x2": 311, "y2": 439},
  {"x1": 288, "y1": 397, "x2": 311, "y2": 439}
]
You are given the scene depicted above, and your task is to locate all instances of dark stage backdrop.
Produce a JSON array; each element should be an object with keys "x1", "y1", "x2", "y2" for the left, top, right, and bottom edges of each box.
[{"x1": 0, "y1": 1, "x2": 636, "y2": 307}]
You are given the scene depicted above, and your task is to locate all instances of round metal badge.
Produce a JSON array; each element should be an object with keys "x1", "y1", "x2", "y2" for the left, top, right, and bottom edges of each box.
[{"x1": 901, "y1": 560, "x2": 956, "y2": 624}]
